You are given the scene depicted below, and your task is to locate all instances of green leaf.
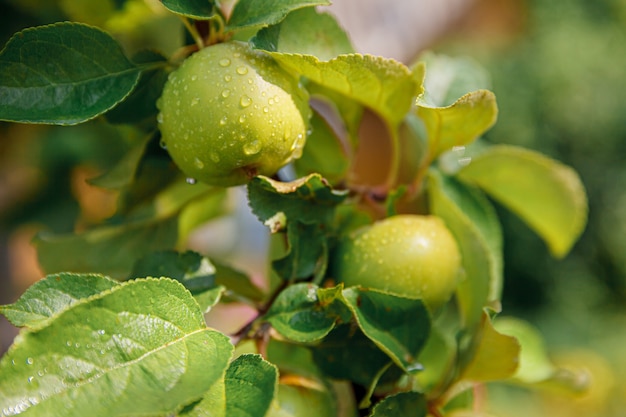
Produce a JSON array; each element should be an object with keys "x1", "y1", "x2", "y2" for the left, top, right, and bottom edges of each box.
[
  {"x1": 160, "y1": 0, "x2": 215, "y2": 19},
  {"x1": 130, "y1": 250, "x2": 225, "y2": 312},
  {"x1": 130, "y1": 249, "x2": 217, "y2": 290},
  {"x1": 311, "y1": 324, "x2": 402, "y2": 387},
  {"x1": 494, "y1": 317, "x2": 588, "y2": 393},
  {"x1": 0, "y1": 278, "x2": 234, "y2": 417},
  {"x1": 341, "y1": 288, "x2": 430, "y2": 372},
  {"x1": 88, "y1": 135, "x2": 152, "y2": 190},
  {"x1": 35, "y1": 179, "x2": 223, "y2": 280},
  {"x1": 460, "y1": 311, "x2": 520, "y2": 382},
  {"x1": 417, "y1": 52, "x2": 492, "y2": 107},
  {"x1": 457, "y1": 145, "x2": 588, "y2": 257},
  {"x1": 427, "y1": 169, "x2": 503, "y2": 327},
  {"x1": 105, "y1": 50, "x2": 168, "y2": 128},
  {"x1": 226, "y1": 0, "x2": 330, "y2": 31},
  {"x1": 213, "y1": 261, "x2": 266, "y2": 303},
  {"x1": 269, "y1": 53, "x2": 422, "y2": 127},
  {"x1": 265, "y1": 283, "x2": 347, "y2": 342},
  {"x1": 369, "y1": 392, "x2": 428, "y2": 417},
  {"x1": 272, "y1": 221, "x2": 328, "y2": 281},
  {"x1": 34, "y1": 215, "x2": 179, "y2": 280},
  {"x1": 0, "y1": 22, "x2": 141, "y2": 125},
  {"x1": 252, "y1": 7, "x2": 354, "y2": 60},
  {"x1": 225, "y1": 354, "x2": 278, "y2": 417},
  {"x1": 181, "y1": 353, "x2": 277, "y2": 417},
  {"x1": 248, "y1": 174, "x2": 347, "y2": 227},
  {"x1": 416, "y1": 90, "x2": 498, "y2": 160},
  {"x1": 414, "y1": 325, "x2": 457, "y2": 393},
  {"x1": 294, "y1": 111, "x2": 350, "y2": 185},
  {"x1": 0, "y1": 273, "x2": 118, "y2": 329}
]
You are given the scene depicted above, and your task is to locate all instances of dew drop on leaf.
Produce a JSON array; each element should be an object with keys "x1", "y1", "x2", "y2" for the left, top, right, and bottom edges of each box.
[{"x1": 186, "y1": 177, "x2": 197, "y2": 185}]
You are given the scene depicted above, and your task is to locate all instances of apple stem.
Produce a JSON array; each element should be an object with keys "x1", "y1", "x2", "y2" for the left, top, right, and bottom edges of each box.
[{"x1": 180, "y1": 17, "x2": 205, "y2": 50}]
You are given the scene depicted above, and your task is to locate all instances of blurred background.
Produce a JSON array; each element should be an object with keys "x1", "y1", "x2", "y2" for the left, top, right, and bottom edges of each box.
[{"x1": 1, "y1": 0, "x2": 625, "y2": 415}]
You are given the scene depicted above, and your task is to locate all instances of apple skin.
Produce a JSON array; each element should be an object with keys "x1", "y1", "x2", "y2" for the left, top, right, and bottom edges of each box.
[
  {"x1": 157, "y1": 41, "x2": 310, "y2": 187},
  {"x1": 266, "y1": 382, "x2": 337, "y2": 417},
  {"x1": 332, "y1": 214, "x2": 462, "y2": 310}
]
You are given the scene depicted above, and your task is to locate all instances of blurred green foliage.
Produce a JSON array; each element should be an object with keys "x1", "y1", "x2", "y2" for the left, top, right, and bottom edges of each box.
[{"x1": 442, "y1": 0, "x2": 626, "y2": 415}]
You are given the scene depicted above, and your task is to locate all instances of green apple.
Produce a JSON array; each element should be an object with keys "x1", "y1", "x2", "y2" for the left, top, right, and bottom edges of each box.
[
  {"x1": 157, "y1": 41, "x2": 310, "y2": 186},
  {"x1": 333, "y1": 214, "x2": 462, "y2": 310}
]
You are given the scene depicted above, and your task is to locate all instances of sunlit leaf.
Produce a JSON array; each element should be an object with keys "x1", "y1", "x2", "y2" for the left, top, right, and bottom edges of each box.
[
  {"x1": 0, "y1": 22, "x2": 141, "y2": 125},
  {"x1": 0, "y1": 273, "x2": 118, "y2": 329},
  {"x1": 0, "y1": 278, "x2": 234, "y2": 417},
  {"x1": 460, "y1": 311, "x2": 520, "y2": 382},
  {"x1": 416, "y1": 90, "x2": 497, "y2": 159},
  {"x1": 269, "y1": 53, "x2": 422, "y2": 127},
  {"x1": 457, "y1": 145, "x2": 588, "y2": 257},
  {"x1": 494, "y1": 317, "x2": 589, "y2": 393},
  {"x1": 227, "y1": 0, "x2": 330, "y2": 31}
]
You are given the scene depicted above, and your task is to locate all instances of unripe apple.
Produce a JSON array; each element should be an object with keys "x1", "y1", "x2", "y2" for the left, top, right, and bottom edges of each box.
[
  {"x1": 332, "y1": 214, "x2": 462, "y2": 310},
  {"x1": 157, "y1": 41, "x2": 310, "y2": 186}
]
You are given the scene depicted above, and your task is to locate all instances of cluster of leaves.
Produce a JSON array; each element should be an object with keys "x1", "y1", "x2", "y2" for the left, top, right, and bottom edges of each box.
[{"x1": 0, "y1": 0, "x2": 589, "y2": 416}]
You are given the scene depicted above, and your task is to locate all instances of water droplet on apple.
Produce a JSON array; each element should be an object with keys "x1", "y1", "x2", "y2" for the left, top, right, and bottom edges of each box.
[
  {"x1": 190, "y1": 97, "x2": 200, "y2": 106},
  {"x1": 210, "y1": 152, "x2": 220, "y2": 163},
  {"x1": 221, "y1": 89, "x2": 231, "y2": 98},
  {"x1": 194, "y1": 158, "x2": 204, "y2": 169},
  {"x1": 236, "y1": 66, "x2": 248, "y2": 75},
  {"x1": 219, "y1": 58, "x2": 231, "y2": 67},
  {"x1": 186, "y1": 177, "x2": 197, "y2": 185},
  {"x1": 240, "y1": 95, "x2": 252, "y2": 108},
  {"x1": 243, "y1": 140, "x2": 261, "y2": 155}
]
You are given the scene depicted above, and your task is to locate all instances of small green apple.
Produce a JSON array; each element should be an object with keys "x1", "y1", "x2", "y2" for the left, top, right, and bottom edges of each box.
[
  {"x1": 333, "y1": 214, "x2": 462, "y2": 310},
  {"x1": 157, "y1": 41, "x2": 310, "y2": 186}
]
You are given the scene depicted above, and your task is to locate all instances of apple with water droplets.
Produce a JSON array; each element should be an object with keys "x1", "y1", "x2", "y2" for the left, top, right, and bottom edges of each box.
[
  {"x1": 157, "y1": 41, "x2": 310, "y2": 186},
  {"x1": 332, "y1": 214, "x2": 462, "y2": 310}
]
